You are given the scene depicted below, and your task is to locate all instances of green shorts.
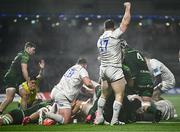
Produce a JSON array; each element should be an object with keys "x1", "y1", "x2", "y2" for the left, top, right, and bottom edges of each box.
[{"x1": 3, "y1": 75, "x2": 24, "y2": 91}]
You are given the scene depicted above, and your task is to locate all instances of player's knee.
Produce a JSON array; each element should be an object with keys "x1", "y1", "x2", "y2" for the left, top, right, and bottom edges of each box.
[
  {"x1": 115, "y1": 94, "x2": 124, "y2": 102},
  {"x1": 6, "y1": 96, "x2": 14, "y2": 102}
]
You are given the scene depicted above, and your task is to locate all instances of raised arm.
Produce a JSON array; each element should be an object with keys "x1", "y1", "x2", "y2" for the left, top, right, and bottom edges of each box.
[
  {"x1": 120, "y1": 2, "x2": 131, "y2": 33},
  {"x1": 36, "y1": 59, "x2": 45, "y2": 79}
]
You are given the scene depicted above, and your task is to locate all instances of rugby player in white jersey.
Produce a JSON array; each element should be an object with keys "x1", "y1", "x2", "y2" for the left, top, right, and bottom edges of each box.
[
  {"x1": 145, "y1": 57, "x2": 175, "y2": 101},
  {"x1": 48, "y1": 58, "x2": 95, "y2": 124},
  {"x1": 94, "y1": 2, "x2": 131, "y2": 125}
]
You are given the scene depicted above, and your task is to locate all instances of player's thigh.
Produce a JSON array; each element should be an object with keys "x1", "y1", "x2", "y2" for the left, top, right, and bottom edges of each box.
[
  {"x1": 59, "y1": 108, "x2": 71, "y2": 124},
  {"x1": 111, "y1": 77, "x2": 126, "y2": 94},
  {"x1": 55, "y1": 94, "x2": 72, "y2": 124}
]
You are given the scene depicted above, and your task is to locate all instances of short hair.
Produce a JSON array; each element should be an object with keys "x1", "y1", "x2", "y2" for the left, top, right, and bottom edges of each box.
[
  {"x1": 29, "y1": 74, "x2": 37, "y2": 80},
  {"x1": 24, "y1": 42, "x2": 36, "y2": 49},
  {"x1": 104, "y1": 19, "x2": 115, "y2": 30},
  {"x1": 76, "y1": 58, "x2": 87, "y2": 64}
]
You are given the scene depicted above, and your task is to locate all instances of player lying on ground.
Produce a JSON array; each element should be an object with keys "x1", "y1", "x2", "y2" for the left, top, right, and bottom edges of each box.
[
  {"x1": 0, "y1": 100, "x2": 53, "y2": 126},
  {"x1": 128, "y1": 94, "x2": 177, "y2": 121}
]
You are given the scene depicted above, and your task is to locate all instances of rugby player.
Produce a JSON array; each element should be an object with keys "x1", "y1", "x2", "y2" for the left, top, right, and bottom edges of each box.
[
  {"x1": 49, "y1": 58, "x2": 95, "y2": 124},
  {"x1": 0, "y1": 42, "x2": 36, "y2": 114},
  {"x1": 95, "y1": 2, "x2": 131, "y2": 125},
  {"x1": 145, "y1": 57, "x2": 175, "y2": 101}
]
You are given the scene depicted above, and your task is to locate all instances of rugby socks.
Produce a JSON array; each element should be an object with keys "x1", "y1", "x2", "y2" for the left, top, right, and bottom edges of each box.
[
  {"x1": 2, "y1": 115, "x2": 13, "y2": 125},
  {"x1": 97, "y1": 97, "x2": 106, "y2": 117},
  {"x1": 111, "y1": 100, "x2": 122, "y2": 124},
  {"x1": 45, "y1": 112, "x2": 64, "y2": 124}
]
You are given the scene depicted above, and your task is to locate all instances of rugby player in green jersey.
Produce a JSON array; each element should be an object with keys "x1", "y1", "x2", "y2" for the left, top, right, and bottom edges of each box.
[
  {"x1": 0, "y1": 100, "x2": 53, "y2": 126},
  {"x1": 120, "y1": 39, "x2": 161, "y2": 121},
  {"x1": 0, "y1": 42, "x2": 36, "y2": 114}
]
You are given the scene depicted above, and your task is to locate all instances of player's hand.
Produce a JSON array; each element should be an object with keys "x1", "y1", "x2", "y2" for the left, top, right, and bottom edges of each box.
[
  {"x1": 22, "y1": 116, "x2": 31, "y2": 125},
  {"x1": 124, "y1": 2, "x2": 131, "y2": 8},
  {"x1": 39, "y1": 59, "x2": 45, "y2": 69}
]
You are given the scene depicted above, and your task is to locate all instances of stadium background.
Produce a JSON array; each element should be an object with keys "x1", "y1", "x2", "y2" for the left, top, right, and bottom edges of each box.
[{"x1": 0, "y1": 0, "x2": 180, "y2": 93}]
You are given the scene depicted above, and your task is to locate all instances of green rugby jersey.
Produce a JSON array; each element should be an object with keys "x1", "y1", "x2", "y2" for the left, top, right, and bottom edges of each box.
[
  {"x1": 4, "y1": 50, "x2": 30, "y2": 88},
  {"x1": 123, "y1": 47, "x2": 153, "y2": 96}
]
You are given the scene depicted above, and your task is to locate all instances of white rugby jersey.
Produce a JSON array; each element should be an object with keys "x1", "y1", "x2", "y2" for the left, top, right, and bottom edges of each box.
[
  {"x1": 55, "y1": 64, "x2": 89, "y2": 101},
  {"x1": 146, "y1": 59, "x2": 175, "y2": 83},
  {"x1": 97, "y1": 28, "x2": 123, "y2": 67}
]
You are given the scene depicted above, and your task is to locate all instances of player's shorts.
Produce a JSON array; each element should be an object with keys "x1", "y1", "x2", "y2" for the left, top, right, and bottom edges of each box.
[
  {"x1": 3, "y1": 75, "x2": 23, "y2": 92},
  {"x1": 161, "y1": 81, "x2": 175, "y2": 92},
  {"x1": 99, "y1": 66, "x2": 124, "y2": 82},
  {"x1": 51, "y1": 88, "x2": 71, "y2": 109},
  {"x1": 8, "y1": 109, "x2": 24, "y2": 124}
]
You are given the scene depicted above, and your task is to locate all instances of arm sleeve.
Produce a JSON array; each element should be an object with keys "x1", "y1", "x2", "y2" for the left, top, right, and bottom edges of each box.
[
  {"x1": 79, "y1": 68, "x2": 89, "y2": 79},
  {"x1": 151, "y1": 60, "x2": 161, "y2": 77},
  {"x1": 111, "y1": 28, "x2": 123, "y2": 38},
  {"x1": 21, "y1": 55, "x2": 29, "y2": 64}
]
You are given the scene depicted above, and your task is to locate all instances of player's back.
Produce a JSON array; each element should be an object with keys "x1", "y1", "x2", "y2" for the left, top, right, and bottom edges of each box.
[
  {"x1": 149, "y1": 59, "x2": 175, "y2": 83},
  {"x1": 97, "y1": 28, "x2": 123, "y2": 67},
  {"x1": 56, "y1": 64, "x2": 88, "y2": 101},
  {"x1": 124, "y1": 48, "x2": 150, "y2": 77}
]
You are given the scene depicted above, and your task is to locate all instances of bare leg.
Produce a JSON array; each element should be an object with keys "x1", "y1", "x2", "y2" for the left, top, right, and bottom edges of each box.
[
  {"x1": 0, "y1": 88, "x2": 16, "y2": 112},
  {"x1": 58, "y1": 108, "x2": 71, "y2": 124}
]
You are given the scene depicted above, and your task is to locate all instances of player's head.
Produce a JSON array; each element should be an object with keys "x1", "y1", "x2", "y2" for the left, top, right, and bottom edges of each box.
[
  {"x1": 77, "y1": 57, "x2": 87, "y2": 69},
  {"x1": 120, "y1": 39, "x2": 128, "y2": 49},
  {"x1": 104, "y1": 19, "x2": 115, "y2": 31},
  {"x1": 24, "y1": 42, "x2": 36, "y2": 55},
  {"x1": 28, "y1": 75, "x2": 37, "y2": 90}
]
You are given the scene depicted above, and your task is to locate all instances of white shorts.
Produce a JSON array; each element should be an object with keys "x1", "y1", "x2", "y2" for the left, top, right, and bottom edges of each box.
[
  {"x1": 51, "y1": 87, "x2": 71, "y2": 109},
  {"x1": 99, "y1": 66, "x2": 124, "y2": 82}
]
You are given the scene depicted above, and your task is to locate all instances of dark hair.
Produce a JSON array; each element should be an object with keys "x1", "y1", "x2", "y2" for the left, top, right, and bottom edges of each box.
[
  {"x1": 24, "y1": 42, "x2": 36, "y2": 49},
  {"x1": 76, "y1": 58, "x2": 87, "y2": 64},
  {"x1": 29, "y1": 74, "x2": 37, "y2": 80},
  {"x1": 104, "y1": 19, "x2": 115, "y2": 30}
]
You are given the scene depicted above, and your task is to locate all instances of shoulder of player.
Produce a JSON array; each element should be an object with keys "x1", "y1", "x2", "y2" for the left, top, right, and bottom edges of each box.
[
  {"x1": 20, "y1": 82, "x2": 30, "y2": 93},
  {"x1": 126, "y1": 48, "x2": 139, "y2": 53}
]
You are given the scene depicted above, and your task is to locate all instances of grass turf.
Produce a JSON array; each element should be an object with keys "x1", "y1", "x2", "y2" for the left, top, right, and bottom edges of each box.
[{"x1": 0, "y1": 94, "x2": 180, "y2": 132}]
